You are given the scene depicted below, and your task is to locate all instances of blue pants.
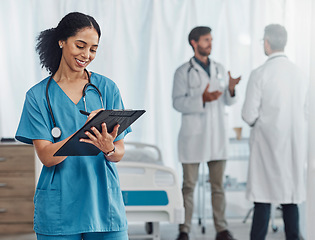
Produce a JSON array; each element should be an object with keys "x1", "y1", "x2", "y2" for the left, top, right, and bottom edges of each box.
[
  {"x1": 250, "y1": 202, "x2": 299, "y2": 240},
  {"x1": 36, "y1": 230, "x2": 128, "y2": 240}
]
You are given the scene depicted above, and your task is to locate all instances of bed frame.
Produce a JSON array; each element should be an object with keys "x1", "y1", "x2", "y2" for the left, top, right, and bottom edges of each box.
[{"x1": 117, "y1": 142, "x2": 184, "y2": 240}]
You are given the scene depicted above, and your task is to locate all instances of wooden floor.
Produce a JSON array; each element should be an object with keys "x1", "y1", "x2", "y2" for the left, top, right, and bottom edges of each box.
[{"x1": 0, "y1": 218, "x2": 286, "y2": 240}]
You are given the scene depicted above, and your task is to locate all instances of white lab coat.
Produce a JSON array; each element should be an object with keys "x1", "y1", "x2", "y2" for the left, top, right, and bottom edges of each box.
[
  {"x1": 172, "y1": 57, "x2": 237, "y2": 163},
  {"x1": 242, "y1": 52, "x2": 309, "y2": 204}
]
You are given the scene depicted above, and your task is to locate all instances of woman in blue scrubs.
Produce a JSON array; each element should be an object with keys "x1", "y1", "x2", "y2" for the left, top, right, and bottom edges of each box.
[{"x1": 15, "y1": 12, "x2": 130, "y2": 240}]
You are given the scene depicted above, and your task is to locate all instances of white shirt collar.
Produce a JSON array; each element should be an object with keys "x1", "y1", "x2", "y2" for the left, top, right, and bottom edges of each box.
[{"x1": 268, "y1": 51, "x2": 286, "y2": 59}]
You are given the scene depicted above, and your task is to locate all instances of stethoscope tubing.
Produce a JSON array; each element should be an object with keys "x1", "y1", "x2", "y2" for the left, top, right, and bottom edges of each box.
[
  {"x1": 82, "y1": 82, "x2": 104, "y2": 113},
  {"x1": 187, "y1": 58, "x2": 220, "y2": 89},
  {"x1": 46, "y1": 68, "x2": 104, "y2": 139}
]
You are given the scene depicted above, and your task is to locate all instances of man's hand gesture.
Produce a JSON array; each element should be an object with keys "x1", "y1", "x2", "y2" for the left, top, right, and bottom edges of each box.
[
  {"x1": 202, "y1": 83, "x2": 222, "y2": 103},
  {"x1": 228, "y1": 71, "x2": 241, "y2": 96}
]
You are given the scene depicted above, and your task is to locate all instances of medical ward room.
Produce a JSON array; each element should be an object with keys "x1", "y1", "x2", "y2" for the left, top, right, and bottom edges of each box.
[{"x1": 0, "y1": 0, "x2": 314, "y2": 240}]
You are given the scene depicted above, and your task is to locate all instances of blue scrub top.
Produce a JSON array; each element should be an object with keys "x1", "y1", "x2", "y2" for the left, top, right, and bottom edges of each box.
[{"x1": 16, "y1": 72, "x2": 131, "y2": 235}]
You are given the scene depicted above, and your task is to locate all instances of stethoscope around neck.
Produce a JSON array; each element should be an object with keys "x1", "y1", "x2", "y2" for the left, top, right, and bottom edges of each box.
[
  {"x1": 187, "y1": 58, "x2": 221, "y2": 88},
  {"x1": 46, "y1": 68, "x2": 104, "y2": 139}
]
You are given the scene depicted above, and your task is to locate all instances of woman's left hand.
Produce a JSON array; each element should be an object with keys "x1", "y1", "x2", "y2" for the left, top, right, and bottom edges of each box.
[{"x1": 79, "y1": 109, "x2": 120, "y2": 154}]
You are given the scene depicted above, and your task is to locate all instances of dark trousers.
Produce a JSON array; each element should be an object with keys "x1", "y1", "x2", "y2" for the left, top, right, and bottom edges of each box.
[{"x1": 250, "y1": 202, "x2": 300, "y2": 240}]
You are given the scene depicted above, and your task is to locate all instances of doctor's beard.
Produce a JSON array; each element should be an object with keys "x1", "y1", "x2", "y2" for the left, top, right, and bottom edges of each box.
[{"x1": 197, "y1": 45, "x2": 212, "y2": 57}]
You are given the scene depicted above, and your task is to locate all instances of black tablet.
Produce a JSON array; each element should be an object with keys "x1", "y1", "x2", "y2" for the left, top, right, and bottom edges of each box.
[{"x1": 54, "y1": 109, "x2": 145, "y2": 156}]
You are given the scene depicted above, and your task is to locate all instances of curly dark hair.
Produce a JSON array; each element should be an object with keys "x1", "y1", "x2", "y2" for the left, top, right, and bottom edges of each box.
[{"x1": 36, "y1": 12, "x2": 101, "y2": 75}]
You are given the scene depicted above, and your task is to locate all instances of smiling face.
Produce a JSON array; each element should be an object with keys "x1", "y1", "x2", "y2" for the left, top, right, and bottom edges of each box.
[{"x1": 59, "y1": 27, "x2": 99, "y2": 72}]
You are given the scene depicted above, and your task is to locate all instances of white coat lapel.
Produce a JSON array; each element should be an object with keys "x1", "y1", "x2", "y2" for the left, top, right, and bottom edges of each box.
[
  {"x1": 209, "y1": 59, "x2": 220, "y2": 91},
  {"x1": 210, "y1": 59, "x2": 216, "y2": 80},
  {"x1": 190, "y1": 58, "x2": 210, "y2": 93}
]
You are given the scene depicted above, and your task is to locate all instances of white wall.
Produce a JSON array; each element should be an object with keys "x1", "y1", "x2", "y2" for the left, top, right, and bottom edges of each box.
[{"x1": 306, "y1": 1, "x2": 315, "y2": 238}]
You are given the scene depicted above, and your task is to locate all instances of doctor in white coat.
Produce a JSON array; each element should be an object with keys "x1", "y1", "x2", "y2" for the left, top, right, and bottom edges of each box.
[
  {"x1": 242, "y1": 24, "x2": 308, "y2": 240},
  {"x1": 172, "y1": 26, "x2": 240, "y2": 240}
]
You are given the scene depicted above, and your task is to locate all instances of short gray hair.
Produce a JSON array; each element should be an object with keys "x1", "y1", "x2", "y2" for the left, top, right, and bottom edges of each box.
[{"x1": 264, "y1": 24, "x2": 287, "y2": 51}]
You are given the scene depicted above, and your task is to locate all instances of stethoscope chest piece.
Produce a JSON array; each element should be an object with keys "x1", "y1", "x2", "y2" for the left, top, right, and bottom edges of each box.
[
  {"x1": 46, "y1": 69, "x2": 103, "y2": 140},
  {"x1": 51, "y1": 126, "x2": 62, "y2": 139}
]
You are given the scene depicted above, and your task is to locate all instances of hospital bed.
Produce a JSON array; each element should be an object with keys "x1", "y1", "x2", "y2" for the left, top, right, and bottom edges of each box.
[{"x1": 117, "y1": 142, "x2": 184, "y2": 240}]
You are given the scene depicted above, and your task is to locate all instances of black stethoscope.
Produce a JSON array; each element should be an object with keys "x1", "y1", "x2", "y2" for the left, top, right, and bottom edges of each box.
[
  {"x1": 187, "y1": 58, "x2": 221, "y2": 88},
  {"x1": 46, "y1": 68, "x2": 104, "y2": 139}
]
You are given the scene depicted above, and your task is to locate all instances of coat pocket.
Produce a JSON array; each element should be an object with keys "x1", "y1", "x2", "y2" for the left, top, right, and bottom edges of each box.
[{"x1": 34, "y1": 189, "x2": 61, "y2": 233}]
